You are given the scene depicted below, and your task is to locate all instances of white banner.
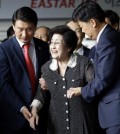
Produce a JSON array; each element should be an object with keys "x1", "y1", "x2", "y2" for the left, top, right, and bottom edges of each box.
[{"x1": 0, "y1": 0, "x2": 120, "y2": 19}]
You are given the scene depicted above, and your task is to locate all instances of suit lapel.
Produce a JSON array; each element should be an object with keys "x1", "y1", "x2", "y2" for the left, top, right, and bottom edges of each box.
[{"x1": 12, "y1": 37, "x2": 28, "y2": 72}]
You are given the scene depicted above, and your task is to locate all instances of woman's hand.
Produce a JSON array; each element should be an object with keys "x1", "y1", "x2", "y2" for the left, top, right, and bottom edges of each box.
[
  {"x1": 29, "y1": 107, "x2": 39, "y2": 130},
  {"x1": 39, "y1": 78, "x2": 48, "y2": 90},
  {"x1": 67, "y1": 87, "x2": 81, "y2": 98}
]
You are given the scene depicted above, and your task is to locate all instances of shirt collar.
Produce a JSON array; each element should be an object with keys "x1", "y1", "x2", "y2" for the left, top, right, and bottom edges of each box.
[
  {"x1": 96, "y1": 24, "x2": 107, "y2": 43},
  {"x1": 16, "y1": 37, "x2": 34, "y2": 47},
  {"x1": 49, "y1": 54, "x2": 77, "y2": 71}
]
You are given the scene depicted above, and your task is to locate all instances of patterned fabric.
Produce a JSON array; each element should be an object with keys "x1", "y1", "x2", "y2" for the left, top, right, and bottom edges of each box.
[{"x1": 38, "y1": 55, "x2": 100, "y2": 134}]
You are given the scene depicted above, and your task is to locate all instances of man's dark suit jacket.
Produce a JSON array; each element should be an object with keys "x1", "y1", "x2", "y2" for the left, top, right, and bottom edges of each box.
[
  {"x1": 0, "y1": 37, "x2": 50, "y2": 130},
  {"x1": 81, "y1": 25, "x2": 120, "y2": 129}
]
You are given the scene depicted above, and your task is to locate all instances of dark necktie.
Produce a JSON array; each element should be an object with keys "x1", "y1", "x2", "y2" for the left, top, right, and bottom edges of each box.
[{"x1": 23, "y1": 43, "x2": 36, "y2": 97}]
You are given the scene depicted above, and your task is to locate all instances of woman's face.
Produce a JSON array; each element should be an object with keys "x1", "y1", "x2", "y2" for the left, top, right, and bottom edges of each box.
[{"x1": 50, "y1": 34, "x2": 69, "y2": 60}]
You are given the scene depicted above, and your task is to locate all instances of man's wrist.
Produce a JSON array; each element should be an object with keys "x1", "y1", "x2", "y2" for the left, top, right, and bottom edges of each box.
[{"x1": 20, "y1": 106, "x2": 27, "y2": 113}]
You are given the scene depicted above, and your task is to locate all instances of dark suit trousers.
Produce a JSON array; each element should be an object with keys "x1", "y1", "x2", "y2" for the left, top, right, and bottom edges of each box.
[
  {"x1": 0, "y1": 121, "x2": 37, "y2": 134},
  {"x1": 106, "y1": 125, "x2": 120, "y2": 134}
]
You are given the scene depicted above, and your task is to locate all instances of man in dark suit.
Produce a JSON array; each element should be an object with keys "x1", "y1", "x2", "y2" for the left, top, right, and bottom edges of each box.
[
  {"x1": 89, "y1": 9, "x2": 120, "y2": 61},
  {"x1": 66, "y1": 20, "x2": 90, "y2": 57},
  {"x1": 68, "y1": 1, "x2": 120, "y2": 134},
  {"x1": 0, "y1": 7, "x2": 50, "y2": 134}
]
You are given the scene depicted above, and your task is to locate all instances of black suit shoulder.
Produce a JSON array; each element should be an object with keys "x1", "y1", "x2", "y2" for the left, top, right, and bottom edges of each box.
[
  {"x1": 33, "y1": 37, "x2": 50, "y2": 65},
  {"x1": 33, "y1": 37, "x2": 49, "y2": 48}
]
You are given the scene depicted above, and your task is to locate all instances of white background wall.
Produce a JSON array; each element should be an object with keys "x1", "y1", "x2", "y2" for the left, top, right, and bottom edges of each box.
[{"x1": 0, "y1": 0, "x2": 120, "y2": 48}]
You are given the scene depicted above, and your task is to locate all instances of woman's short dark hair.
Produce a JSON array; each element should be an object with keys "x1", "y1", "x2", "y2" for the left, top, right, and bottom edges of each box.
[
  {"x1": 50, "y1": 25, "x2": 78, "y2": 54},
  {"x1": 72, "y1": 1, "x2": 105, "y2": 23},
  {"x1": 12, "y1": 6, "x2": 38, "y2": 26}
]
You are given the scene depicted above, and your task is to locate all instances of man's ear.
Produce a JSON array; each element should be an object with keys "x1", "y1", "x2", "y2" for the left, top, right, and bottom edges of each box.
[{"x1": 90, "y1": 19, "x2": 97, "y2": 28}]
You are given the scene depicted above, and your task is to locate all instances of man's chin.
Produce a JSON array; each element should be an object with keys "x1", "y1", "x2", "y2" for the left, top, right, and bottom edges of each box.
[{"x1": 20, "y1": 38, "x2": 30, "y2": 43}]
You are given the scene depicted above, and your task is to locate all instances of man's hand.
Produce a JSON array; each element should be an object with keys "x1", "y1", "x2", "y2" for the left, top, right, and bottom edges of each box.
[
  {"x1": 29, "y1": 106, "x2": 39, "y2": 130},
  {"x1": 67, "y1": 87, "x2": 81, "y2": 98},
  {"x1": 21, "y1": 106, "x2": 32, "y2": 122},
  {"x1": 39, "y1": 78, "x2": 48, "y2": 90}
]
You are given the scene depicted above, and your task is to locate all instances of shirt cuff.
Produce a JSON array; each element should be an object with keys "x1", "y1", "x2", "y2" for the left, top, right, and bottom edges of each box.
[
  {"x1": 30, "y1": 99, "x2": 43, "y2": 111},
  {"x1": 20, "y1": 106, "x2": 27, "y2": 113}
]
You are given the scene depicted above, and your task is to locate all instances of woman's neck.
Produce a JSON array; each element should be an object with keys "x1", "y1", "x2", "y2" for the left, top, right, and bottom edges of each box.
[{"x1": 58, "y1": 57, "x2": 69, "y2": 77}]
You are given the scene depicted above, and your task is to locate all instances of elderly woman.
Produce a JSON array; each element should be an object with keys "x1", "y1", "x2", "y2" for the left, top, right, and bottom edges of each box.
[{"x1": 30, "y1": 25, "x2": 99, "y2": 134}]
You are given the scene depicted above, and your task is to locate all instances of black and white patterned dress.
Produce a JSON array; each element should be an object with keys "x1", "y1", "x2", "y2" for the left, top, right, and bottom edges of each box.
[{"x1": 35, "y1": 55, "x2": 100, "y2": 134}]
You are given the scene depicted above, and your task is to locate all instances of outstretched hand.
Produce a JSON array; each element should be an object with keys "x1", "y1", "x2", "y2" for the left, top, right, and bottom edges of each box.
[{"x1": 67, "y1": 87, "x2": 81, "y2": 98}]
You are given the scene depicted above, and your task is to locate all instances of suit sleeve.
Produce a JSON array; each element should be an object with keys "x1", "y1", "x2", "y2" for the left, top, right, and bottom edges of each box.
[
  {"x1": 34, "y1": 84, "x2": 46, "y2": 105},
  {"x1": 34, "y1": 63, "x2": 50, "y2": 106},
  {"x1": 81, "y1": 40, "x2": 120, "y2": 103},
  {"x1": 0, "y1": 47, "x2": 25, "y2": 112}
]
